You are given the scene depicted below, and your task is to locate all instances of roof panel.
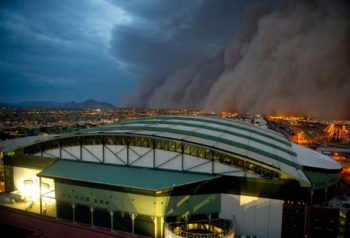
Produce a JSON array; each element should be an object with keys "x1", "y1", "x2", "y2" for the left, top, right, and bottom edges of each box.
[
  {"x1": 186, "y1": 116, "x2": 287, "y2": 141},
  {"x1": 245, "y1": 150, "x2": 280, "y2": 169},
  {"x1": 154, "y1": 116, "x2": 288, "y2": 142},
  {"x1": 224, "y1": 126, "x2": 251, "y2": 137},
  {"x1": 115, "y1": 117, "x2": 296, "y2": 157},
  {"x1": 0, "y1": 135, "x2": 56, "y2": 152},
  {"x1": 38, "y1": 160, "x2": 215, "y2": 190},
  {"x1": 152, "y1": 132, "x2": 188, "y2": 140},
  {"x1": 250, "y1": 133, "x2": 292, "y2": 151},
  {"x1": 133, "y1": 119, "x2": 293, "y2": 155},
  {"x1": 274, "y1": 149, "x2": 296, "y2": 164},
  {"x1": 292, "y1": 144, "x2": 341, "y2": 170},
  {"x1": 214, "y1": 142, "x2": 248, "y2": 158},
  {"x1": 248, "y1": 140, "x2": 275, "y2": 156},
  {"x1": 220, "y1": 133, "x2": 249, "y2": 146},
  {"x1": 196, "y1": 128, "x2": 224, "y2": 138},
  {"x1": 182, "y1": 136, "x2": 217, "y2": 148},
  {"x1": 171, "y1": 119, "x2": 208, "y2": 127},
  {"x1": 279, "y1": 163, "x2": 308, "y2": 182},
  {"x1": 171, "y1": 125, "x2": 198, "y2": 132}
]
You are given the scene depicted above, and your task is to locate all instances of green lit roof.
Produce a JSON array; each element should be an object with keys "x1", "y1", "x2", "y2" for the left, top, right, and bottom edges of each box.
[
  {"x1": 82, "y1": 116, "x2": 299, "y2": 169},
  {"x1": 11, "y1": 115, "x2": 342, "y2": 188},
  {"x1": 20, "y1": 115, "x2": 309, "y2": 184},
  {"x1": 38, "y1": 159, "x2": 215, "y2": 191}
]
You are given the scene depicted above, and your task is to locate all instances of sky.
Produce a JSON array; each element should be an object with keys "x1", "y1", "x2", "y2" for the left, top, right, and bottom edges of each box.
[
  {"x1": 0, "y1": 0, "x2": 133, "y2": 104},
  {"x1": 0, "y1": 0, "x2": 260, "y2": 105},
  {"x1": 1, "y1": 0, "x2": 349, "y2": 119}
]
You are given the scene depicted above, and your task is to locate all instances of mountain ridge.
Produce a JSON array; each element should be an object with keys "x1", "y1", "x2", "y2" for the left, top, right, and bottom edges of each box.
[{"x1": 0, "y1": 99, "x2": 115, "y2": 109}]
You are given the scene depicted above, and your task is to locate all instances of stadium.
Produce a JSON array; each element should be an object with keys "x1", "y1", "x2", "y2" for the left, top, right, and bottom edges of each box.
[{"x1": 1, "y1": 115, "x2": 342, "y2": 237}]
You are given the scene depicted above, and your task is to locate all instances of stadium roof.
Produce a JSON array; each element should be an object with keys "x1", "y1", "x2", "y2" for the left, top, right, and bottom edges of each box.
[
  {"x1": 87, "y1": 116, "x2": 297, "y2": 166},
  {"x1": 82, "y1": 116, "x2": 309, "y2": 181},
  {"x1": 3, "y1": 115, "x2": 341, "y2": 187}
]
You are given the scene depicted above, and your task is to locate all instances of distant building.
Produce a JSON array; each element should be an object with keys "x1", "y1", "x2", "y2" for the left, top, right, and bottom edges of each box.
[
  {"x1": 2, "y1": 116, "x2": 342, "y2": 237},
  {"x1": 251, "y1": 116, "x2": 268, "y2": 129}
]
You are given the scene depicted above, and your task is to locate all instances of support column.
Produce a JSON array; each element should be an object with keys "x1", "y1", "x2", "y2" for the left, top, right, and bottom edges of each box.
[
  {"x1": 181, "y1": 144, "x2": 184, "y2": 171},
  {"x1": 153, "y1": 139, "x2": 156, "y2": 168},
  {"x1": 130, "y1": 213, "x2": 137, "y2": 234},
  {"x1": 59, "y1": 142, "x2": 62, "y2": 159},
  {"x1": 126, "y1": 143, "x2": 130, "y2": 165},
  {"x1": 208, "y1": 213, "x2": 212, "y2": 231},
  {"x1": 324, "y1": 188, "x2": 328, "y2": 204},
  {"x1": 152, "y1": 217, "x2": 158, "y2": 238},
  {"x1": 212, "y1": 159, "x2": 214, "y2": 174},
  {"x1": 303, "y1": 201, "x2": 308, "y2": 238},
  {"x1": 72, "y1": 203, "x2": 76, "y2": 223},
  {"x1": 211, "y1": 151, "x2": 215, "y2": 174},
  {"x1": 160, "y1": 217, "x2": 164, "y2": 238},
  {"x1": 310, "y1": 190, "x2": 314, "y2": 204},
  {"x1": 102, "y1": 139, "x2": 105, "y2": 163},
  {"x1": 110, "y1": 210, "x2": 114, "y2": 232},
  {"x1": 80, "y1": 138, "x2": 83, "y2": 160},
  {"x1": 90, "y1": 206, "x2": 94, "y2": 227},
  {"x1": 183, "y1": 214, "x2": 189, "y2": 231},
  {"x1": 335, "y1": 183, "x2": 338, "y2": 196},
  {"x1": 39, "y1": 177, "x2": 42, "y2": 215}
]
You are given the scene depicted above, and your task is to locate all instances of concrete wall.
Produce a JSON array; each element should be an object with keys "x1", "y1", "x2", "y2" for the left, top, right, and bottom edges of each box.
[
  {"x1": 55, "y1": 183, "x2": 220, "y2": 218},
  {"x1": 220, "y1": 194, "x2": 283, "y2": 238}
]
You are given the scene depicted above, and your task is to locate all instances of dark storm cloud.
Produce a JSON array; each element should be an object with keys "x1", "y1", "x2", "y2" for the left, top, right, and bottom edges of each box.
[
  {"x1": 121, "y1": 0, "x2": 350, "y2": 120},
  {"x1": 110, "y1": 0, "x2": 257, "y2": 76},
  {"x1": 0, "y1": 0, "x2": 134, "y2": 104}
]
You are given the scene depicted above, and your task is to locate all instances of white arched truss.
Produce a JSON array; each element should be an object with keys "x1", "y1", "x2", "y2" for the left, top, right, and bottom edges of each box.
[{"x1": 27, "y1": 135, "x2": 282, "y2": 179}]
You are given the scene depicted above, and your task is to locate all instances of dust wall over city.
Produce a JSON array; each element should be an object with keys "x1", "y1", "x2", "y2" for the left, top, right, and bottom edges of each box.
[{"x1": 122, "y1": 0, "x2": 350, "y2": 120}]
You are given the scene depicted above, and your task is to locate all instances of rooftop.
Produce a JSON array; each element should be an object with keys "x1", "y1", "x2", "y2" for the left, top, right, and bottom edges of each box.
[
  {"x1": 38, "y1": 159, "x2": 215, "y2": 191},
  {"x1": 3, "y1": 115, "x2": 342, "y2": 187}
]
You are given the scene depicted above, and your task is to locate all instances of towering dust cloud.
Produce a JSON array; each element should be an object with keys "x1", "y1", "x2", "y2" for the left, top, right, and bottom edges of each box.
[{"x1": 123, "y1": 0, "x2": 350, "y2": 120}]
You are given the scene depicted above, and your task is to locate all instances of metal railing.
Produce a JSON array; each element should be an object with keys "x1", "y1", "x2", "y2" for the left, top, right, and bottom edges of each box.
[{"x1": 166, "y1": 219, "x2": 234, "y2": 238}]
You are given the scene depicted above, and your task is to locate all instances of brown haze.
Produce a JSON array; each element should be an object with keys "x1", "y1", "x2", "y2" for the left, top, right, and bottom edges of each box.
[{"x1": 124, "y1": 0, "x2": 350, "y2": 120}]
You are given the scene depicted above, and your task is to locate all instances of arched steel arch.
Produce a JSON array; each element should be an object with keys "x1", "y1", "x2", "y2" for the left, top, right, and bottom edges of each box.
[{"x1": 18, "y1": 133, "x2": 302, "y2": 182}]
